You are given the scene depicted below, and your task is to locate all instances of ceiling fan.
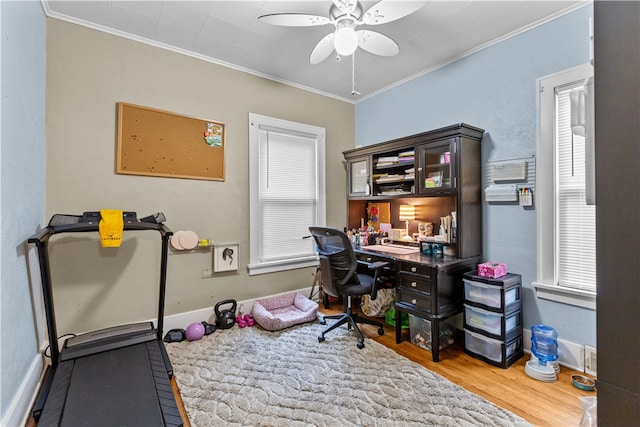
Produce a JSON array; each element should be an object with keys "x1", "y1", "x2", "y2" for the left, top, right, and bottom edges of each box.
[{"x1": 258, "y1": 0, "x2": 428, "y2": 64}]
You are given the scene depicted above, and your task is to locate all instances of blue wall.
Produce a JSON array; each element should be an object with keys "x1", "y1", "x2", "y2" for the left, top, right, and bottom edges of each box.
[
  {"x1": 356, "y1": 5, "x2": 595, "y2": 346},
  {"x1": 0, "y1": 1, "x2": 47, "y2": 423}
]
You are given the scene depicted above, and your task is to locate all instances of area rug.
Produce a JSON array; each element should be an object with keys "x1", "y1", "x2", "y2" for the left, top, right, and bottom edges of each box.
[{"x1": 166, "y1": 322, "x2": 530, "y2": 427}]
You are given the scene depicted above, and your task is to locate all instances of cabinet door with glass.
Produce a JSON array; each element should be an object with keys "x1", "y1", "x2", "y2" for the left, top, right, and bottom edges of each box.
[
  {"x1": 417, "y1": 138, "x2": 457, "y2": 195},
  {"x1": 347, "y1": 156, "x2": 371, "y2": 198}
]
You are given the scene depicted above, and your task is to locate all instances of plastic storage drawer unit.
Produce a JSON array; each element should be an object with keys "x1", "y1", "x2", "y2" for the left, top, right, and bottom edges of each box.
[
  {"x1": 464, "y1": 304, "x2": 522, "y2": 341},
  {"x1": 464, "y1": 329, "x2": 523, "y2": 368},
  {"x1": 463, "y1": 272, "x2": 521, "y2": 313}
]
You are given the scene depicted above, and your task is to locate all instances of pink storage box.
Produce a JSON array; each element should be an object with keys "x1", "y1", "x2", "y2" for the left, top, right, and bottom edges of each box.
[{"x1": 478, "y1": 262, "x2": 507, "y2": 278}]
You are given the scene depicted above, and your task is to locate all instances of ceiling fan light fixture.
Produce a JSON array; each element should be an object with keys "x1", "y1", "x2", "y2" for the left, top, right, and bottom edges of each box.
[
  {"x1": 334, "y1": 21, "x2": 358, "y2": 56},
  {"x1": 260, "y1": 0, "x2": 428, "y2": 91}
]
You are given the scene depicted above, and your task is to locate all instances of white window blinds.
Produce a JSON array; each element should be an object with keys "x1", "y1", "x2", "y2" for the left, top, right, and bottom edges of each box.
[
  {"x1": 258, "y1": 128, "x2": 318, "y2": 262},
  {"x1": 555, "y1": 85, "x2": 596, "y2": 291},
  {"x1": 248, "y1": 113, "x2": 325, "y2": 275}
]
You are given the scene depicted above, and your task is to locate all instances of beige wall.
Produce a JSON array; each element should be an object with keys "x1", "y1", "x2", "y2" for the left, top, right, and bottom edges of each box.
[{"x1": 45, "y1": 19, "x2": 354, "y2": 333}]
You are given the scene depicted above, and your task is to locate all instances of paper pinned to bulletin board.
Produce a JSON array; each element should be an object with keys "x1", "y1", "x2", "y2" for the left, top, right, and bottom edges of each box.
[
  {"x1": 367, "y1": 202, "x2": 390, "y2": 230},
  {"x1": 117, "y1": 102, "x2": 225, "y2": 181}
]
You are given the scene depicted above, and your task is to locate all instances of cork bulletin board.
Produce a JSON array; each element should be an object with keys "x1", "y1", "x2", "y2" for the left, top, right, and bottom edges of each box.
[{"x1": 117, "y1": 102, "x2": 225, "y2": 181}]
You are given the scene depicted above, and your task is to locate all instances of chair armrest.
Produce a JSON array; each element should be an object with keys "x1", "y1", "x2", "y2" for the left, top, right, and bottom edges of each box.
[{"x1": 368, "y1": 262, "x2": 391, "y2": 301}]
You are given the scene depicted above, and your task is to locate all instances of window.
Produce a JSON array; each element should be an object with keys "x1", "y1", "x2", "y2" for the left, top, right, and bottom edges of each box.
[
  {"x1": 248, "y1": 113, "x2": 325, "y2": 275},
  {"x1": 534, "y1": 64, "x2": 596, "y2": 309}
]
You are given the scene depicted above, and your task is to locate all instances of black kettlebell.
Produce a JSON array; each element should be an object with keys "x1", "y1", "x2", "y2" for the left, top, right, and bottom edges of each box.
[{"x1": 214, "y1": 299, "x2": 237, "y2": 329}]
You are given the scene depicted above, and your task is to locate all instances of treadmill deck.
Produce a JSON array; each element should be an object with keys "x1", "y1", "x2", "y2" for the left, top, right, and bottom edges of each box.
[{"x1": 38, "y1": 341, "x2": 183, "y2": 427}]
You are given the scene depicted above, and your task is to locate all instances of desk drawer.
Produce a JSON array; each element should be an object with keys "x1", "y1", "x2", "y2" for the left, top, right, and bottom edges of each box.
[
  {"x1": 397, "y1": 288, "x2": 433, "y2": 313},
  {"x1": 356, "y1": 252, "x2": 393, "y2": 265},
  {"x1": 398, "y1": 273, "x2": 432, "y2": 295},
  {"x1": 398, "y1": 261, "x2": 433, "y2": 277}
]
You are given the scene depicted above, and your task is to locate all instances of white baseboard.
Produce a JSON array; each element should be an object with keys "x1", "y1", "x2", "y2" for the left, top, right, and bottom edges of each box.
[
  {"x1": 522, "y1": 328, "x2": 584, "y2": 372},
  {"x1": 2, "y1": 354, "x2": 45, "y2": 427},
  {"x1": 161, "y1": 287, "x2": 313, "y2": 332}
]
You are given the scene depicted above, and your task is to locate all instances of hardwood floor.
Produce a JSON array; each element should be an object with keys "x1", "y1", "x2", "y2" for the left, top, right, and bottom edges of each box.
[
  {"x1": 318, "y1": 305, "x2": 596, "y2": 427},
  {"x1": 172, "y1": 376, "x2": 191, "y2": 427}
]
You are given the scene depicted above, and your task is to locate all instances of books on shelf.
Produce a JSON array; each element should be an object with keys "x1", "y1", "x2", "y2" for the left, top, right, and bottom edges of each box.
[
  {"x1": 377, "y1": 156, "x2": 398, "y2": 162},
  {"x1": 374, "y1": 173, "x2": 414, "y2": 184},
  {"x1": 399, "y1": 151, "x2": 414, "y2": 162},
  {"x1": 404, "y1": 168, "x2": 414, "y2": 179},
  {"x1": 376, "y1": 150, "x2": 415, "y2": 168},
  {"x1": 378, "y1": 188, "x2": 413, "y2": 196},
  {"x1": 376, "y1": 174, "x2": 403, "y2": 182},
  {"x1": 376, "y1": 156, "x2": 398, "y2": 167}
]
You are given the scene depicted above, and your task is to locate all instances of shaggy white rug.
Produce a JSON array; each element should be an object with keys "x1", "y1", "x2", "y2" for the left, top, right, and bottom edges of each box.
[{"x1": 166, "y1": 322, "x2": 530, "y2": 427}]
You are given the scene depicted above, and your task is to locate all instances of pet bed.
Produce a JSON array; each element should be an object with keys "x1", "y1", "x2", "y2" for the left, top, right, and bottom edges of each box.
[{"x1": 251, "y1": 292, "x2": 318, "y2": 331}]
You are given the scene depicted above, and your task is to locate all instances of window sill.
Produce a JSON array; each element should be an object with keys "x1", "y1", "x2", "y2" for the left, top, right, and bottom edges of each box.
[
  {"x1": 248, "y1": 257, "x2": 318, "y2": 276},
  {"x1": 532, "y1": 282, "x2": 596, "y2": 310}
]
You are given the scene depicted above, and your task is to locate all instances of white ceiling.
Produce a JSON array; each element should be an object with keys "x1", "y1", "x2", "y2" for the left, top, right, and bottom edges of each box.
[{"x1": 41, "y1": 1, "x2": 588, "y2": 103}]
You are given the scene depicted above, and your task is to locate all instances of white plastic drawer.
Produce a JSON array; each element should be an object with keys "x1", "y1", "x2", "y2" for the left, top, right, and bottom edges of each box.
[
  {"x1": 464, "y1": 329, "x2": 520, "y2": 364},
  {"x1": 464, "y1": 278, "x2": 520, "y2": 311},
  {"x1": 464, "y1": 304, "x2": 521, "y2": 340}
]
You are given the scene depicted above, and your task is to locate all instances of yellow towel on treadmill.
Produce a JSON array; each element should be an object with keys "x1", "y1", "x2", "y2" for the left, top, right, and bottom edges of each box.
[{"x1": 99, "y1": 209, "x2": 124, "y2": 247}]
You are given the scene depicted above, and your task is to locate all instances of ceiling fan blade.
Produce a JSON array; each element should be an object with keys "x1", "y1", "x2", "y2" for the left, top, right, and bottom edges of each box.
[
  {"x1": 310, "y1": 33, "x2": 336, "y2": 64},
  {"x1": 362, "y1": 1, "x2": 427, "y2": 25},
  {"x1": 332, "y1": 0, "x2": 358, "y2": 14},
  {"x1": 258, "y1": 13, "x2": 331, "y2": 27},
  {"x1": 357, "y1": 30, "x2": 399, "y2": 56}
]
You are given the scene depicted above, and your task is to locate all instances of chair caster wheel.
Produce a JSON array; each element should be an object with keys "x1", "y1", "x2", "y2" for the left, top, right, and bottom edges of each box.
[
  {"x1": 318, "y1": 335, "x2": 325, "y2": 343},
  {"x1": 357, "y1": 341, "x2": 365, "y2": 349},
  {"x1": 378, "y1": 328, "x2": 385, "y2": 336}
]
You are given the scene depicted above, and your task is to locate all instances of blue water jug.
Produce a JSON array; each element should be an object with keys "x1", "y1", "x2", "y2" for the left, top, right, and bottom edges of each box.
[{"x1": 531, "y1": 324, "x2": 558, "y2": 365}]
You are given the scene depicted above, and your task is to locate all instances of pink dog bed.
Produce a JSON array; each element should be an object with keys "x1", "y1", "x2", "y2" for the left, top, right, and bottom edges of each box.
[{"x1": 251, "y1": 292, "x2": 318, "y2": 331}]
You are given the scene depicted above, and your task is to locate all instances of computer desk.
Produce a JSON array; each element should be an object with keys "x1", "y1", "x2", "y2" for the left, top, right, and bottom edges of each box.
[{"x1": 355, "y1": 245, "x2": 479, "y2": 362}]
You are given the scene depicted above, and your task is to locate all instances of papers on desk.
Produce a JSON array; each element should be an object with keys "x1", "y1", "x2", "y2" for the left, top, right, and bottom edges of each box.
[{"x1": 365, "y1": 245, "x2": 420, "y2": 255}]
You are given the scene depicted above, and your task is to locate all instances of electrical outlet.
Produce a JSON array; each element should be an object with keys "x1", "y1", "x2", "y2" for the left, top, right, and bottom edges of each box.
[
  {"x1": 202, "y1": 268, "x2": 212, "y2": 277},
  {"x1": 584, "y1": 345, "x2": 597, "y2": 376}
]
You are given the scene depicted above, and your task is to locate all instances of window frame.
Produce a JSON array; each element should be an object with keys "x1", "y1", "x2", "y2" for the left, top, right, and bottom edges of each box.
[
  {"x1": 534, "y1": 64, "x2": 596, "y2": 310},
  {"x1": 248, "y1": 113, "x2": 325, "y2": 275}
]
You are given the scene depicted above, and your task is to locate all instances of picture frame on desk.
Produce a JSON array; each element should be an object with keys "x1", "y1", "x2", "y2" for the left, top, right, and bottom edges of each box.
[{"x1": 214, "y1": 243, "x2": 239, "y2": 272}]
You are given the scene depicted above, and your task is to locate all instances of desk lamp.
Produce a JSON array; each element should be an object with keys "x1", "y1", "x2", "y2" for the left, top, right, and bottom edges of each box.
[{"x1": 399, "y1": 205, "x2": 415, "y2": 242}]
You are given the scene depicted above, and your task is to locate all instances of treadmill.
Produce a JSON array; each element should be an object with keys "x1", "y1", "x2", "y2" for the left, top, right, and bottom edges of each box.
[{"x1": 28, "y1": 212, "x2": 183, "y2": 427}]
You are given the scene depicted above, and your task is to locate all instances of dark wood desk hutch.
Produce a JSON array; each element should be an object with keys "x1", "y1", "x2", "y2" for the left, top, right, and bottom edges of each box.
[{"x1": 344, "y1": 123, "x2": 484, "y2": 361}]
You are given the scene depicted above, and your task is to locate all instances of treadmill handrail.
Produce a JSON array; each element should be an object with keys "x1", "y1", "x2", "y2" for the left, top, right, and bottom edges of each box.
[
  {"x1": 28, "y1": 221, "x2": 172, "y2": 243},
  {"x1": 27, "y1": 214, "x2": 172, "y2": 368}
]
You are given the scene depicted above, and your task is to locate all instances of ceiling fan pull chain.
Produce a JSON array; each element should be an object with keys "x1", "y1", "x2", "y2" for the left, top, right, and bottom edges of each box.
[{"x1": 351, "y1": 52, "x2": 360, "y2": 96}]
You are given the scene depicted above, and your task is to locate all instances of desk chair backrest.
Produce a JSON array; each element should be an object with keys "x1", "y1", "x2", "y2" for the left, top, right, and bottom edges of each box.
[{"x1": 309, "y1": 227, "x2": 360, "y2": 298}]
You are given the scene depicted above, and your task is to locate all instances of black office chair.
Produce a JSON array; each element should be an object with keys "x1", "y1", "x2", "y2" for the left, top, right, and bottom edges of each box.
[{"x1": 309, "y1": 226, "x2": 389, "y2": 349}]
